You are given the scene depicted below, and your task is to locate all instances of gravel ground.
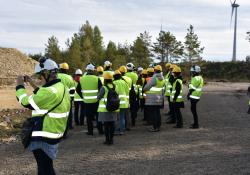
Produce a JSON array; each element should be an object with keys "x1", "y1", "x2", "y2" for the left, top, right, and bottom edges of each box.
[{"x1": 0, "y1": 84, "x2": 250, "y2": 175}]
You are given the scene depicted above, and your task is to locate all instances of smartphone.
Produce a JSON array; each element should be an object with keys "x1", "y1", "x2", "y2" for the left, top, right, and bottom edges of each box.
[{"x1": 23, "y1": 76, "x2": 28, "y2": 82}]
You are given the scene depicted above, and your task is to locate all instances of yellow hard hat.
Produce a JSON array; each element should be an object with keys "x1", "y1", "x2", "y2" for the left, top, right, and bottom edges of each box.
[
  {"x1": 165, "y1": 63, "x2": 172, "y2": 69},
  {"x1": 60, "y1": 63, "x2": 69, "y2": 70},
  {"x1": 170, "y1": 64, "x2": 176, "y2": 70},
  {"x1": 119, "y1": 66, "x2": 127, "y2": 73},
  {"x1": 147, "y1": 68, "x2": 154, "y2": 73},
  {"x1": 142, "y1": 69, "x2": 148, "y2": 75},
  {"x1": 103, "y1": 72, "x2": 113, "y2": 80},
  {"x1": 172, "y1": 66, "x2": 181, "y2": 73},
  {"x1": 114, "y1": 70, "x2": 121, "y2": 75},
  {"x1": 97, "y1": 66, "x2": 104, "y2": 72},
  {"x1": 154, "y1": 65, "x2": 162, "y2": 72}
]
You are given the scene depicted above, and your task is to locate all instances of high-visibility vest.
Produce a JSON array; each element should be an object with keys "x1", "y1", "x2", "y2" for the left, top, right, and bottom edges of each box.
[
  {"x1": 126, "y1": 72, "x2": 138, "y2": 94},
  {"x1": 164, "y1": 72, "x2": 172, "y2": 97},
  {"x1": 80, "y1": 75, "x2": 99, "y2": 103},
  {"x1": 74, "y1": 81, "x2": 83, "y2": 102},
  {"x1": 126, "y1": 72, "x2": 138, "y2": 85},
  {"x1": 189, "y1": 75, "x2": 204, "y2": 100},
  {"x1": 114, "y1": 79, "x2": 129, "y2": 109},
  {"x1": 99, "y1": 76, "x2": 104, "y2": 85},
  {"x1": 103, "y1": 70, "x2": 114, "y2": 75},
  {"x1": 170, "y1": 79, "x2": 183, "y2": 102},
  {"x1": 122, "y1": 76, "x2": 132, "y2": 90},
  {"x1": 97, "y1": 84, "x2": 119, "y2": 112},
  {"x1": 57, "y1": 73, "x2": 75, "y2": 98},
  {"x1": 16, "y1": 80, "x2": 70, "y2": 143},
  {"x1": 146, "y1": 78, "x2": 165, "y2": 95}
]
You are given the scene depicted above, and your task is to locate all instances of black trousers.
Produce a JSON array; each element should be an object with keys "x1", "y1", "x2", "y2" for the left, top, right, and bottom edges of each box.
[
  {"x1": 148, "y1": 106, "x2": 161, "y2": 129},
  {"x1": 130, "y1": 109, "x2": 137, "y2": 126},
  {"x1": 85, "y1": 103, "x2": 98, "y2": 134},
  {"x1": 74, "y1": 101, "x2": 85, "y2": 125},
  {"x1": 33, "y1": 149, "x2": 55, "y2": 175},
  {"x1": 190, "y1": 99, "x2": 199, "y2": 126},
  {"x1": 173, "y1": 104, "x2": 183, "y2": 127},
  {"x1": 167, "y1": 96, "x2": 175, "y2": 121},
  {"x1": 67, "y1": 100, "x2": 73, "y2": 129},
  {"x1": 104, "y1": 121, "x2": 115, "y2": 143},
  {"x1": 144, "y1": 105, "x2": 152, "y2": 124}
]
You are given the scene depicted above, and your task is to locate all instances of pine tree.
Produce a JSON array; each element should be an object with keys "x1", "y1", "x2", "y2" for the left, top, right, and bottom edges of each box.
[
  {"x1": 183, "y1": 25, "x2": 204, "y2": 63},
  {"x1": 45, "y1": 36, "x2": 62, "y2": 63},
  {"x1": 131, "y1": 32, "x2": 152, "y2": 68},
  {"x1": 93, "y1": 26, "x2": 104, "y2": 65},
  {"x1": 153, "y1": 31, "x2": 183, "y2": 63},
  {"x1": 78, "y1": 21, "x2": 95, "y2": 64},
  {"x1": 105, "y1": 41, "x2": 117, "y2": 64},
  {"x1": 113, "y1": 43, "x2": 131, "y2": 68},
  {"x1": 67, "y1": 34, "x2": 82, "y2": 71}
]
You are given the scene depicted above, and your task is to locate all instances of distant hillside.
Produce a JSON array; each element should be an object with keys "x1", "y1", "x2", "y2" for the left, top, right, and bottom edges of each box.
[{"x1": 0, "y1": 48, "x2": 37, "y2": 86}]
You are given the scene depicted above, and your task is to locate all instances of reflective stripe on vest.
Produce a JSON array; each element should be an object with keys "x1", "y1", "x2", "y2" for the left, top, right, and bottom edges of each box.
[
  {"x1": 170, "y1": 79, "x2": 183, "y2": 102},
  {"x1": 18, "y1": 94, "x2": 27, "y2": 104},
  {"x1": 80, "y1": 75, "x2": 99, "y2": 103},
  {"x1": 32, "y1": 131, "x2": 64, "y2": 139},
  {"x1": 146, "y1": 78, "x2": 165, "y2": 95},
  {"x1": 189, "y1": 75, "x2": 203, "y2": 99}
]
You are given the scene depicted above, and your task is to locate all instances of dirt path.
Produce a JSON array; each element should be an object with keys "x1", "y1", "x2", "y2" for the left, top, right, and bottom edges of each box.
[{"x1": 0, "y1": 83, "x2": 250, "y2": 175}]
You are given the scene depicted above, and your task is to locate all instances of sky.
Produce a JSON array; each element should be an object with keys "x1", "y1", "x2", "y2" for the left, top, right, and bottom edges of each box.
[{"x1": 0, "y1": 0, "x2": 250, "y2": 61}]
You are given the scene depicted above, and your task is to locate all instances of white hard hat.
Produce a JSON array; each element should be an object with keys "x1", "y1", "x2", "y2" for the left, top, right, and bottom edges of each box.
[
  {"x1": 137, "y1": 67, "x2": 143, "y2": 72},
  {"x1": 104, "y1": 60, "x2": 112, "y2": 67},
  {"x1": 126, "y1": 62, "x2": 135, "y2": 70},
  {"x1": 75, "y1": 69, "x2": 83, "y2": 75},
  {"x1": 149, "y1": 63, "x2": 157, "y2": 68},
  {"x1": 190, "y1": 65, "x2": 201, "y2": 73},
  {"x1": 86, "y1": 63, "x2": 95, "y2": 71},
  {"x1": 35, "y1": 58, "x2": 58, "y2": 74}
]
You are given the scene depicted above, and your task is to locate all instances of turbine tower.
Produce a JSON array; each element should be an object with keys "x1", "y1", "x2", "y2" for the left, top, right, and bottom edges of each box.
[{"x1": 230, "y1": 0, "x2": 240, "y2": 62}]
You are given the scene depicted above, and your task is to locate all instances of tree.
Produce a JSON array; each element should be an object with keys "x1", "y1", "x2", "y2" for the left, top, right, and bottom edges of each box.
[
  {"x1": 78, "y1": 21, "x2": 95, "y2": 64},
  {"x1": 131, "y1": 32, "x2": 152, "y2": 68},
  {"x1": 105, "y1": 41, "x2": 117, "y2": 64},
  {"x1": 113, "y1": 43, "x2": 132, "y2": 68},
  {"x1": 28, "y1": 53, "x2": 43, "y2": 61},
  {"x1": 183, "y1": 25, "x2": 204, "y2": 63},
  {"x1": 66, "y1": 34, "x2": 82, "y2": 71},
  {"x1": 93, "y1": 26, "x2": 105, "y2": 65},
  {"x1": 45, "y1": 36, "x2": 62, "y2": 63},
  {"x1": 153, "y1": 31, "x2": 183, "y2": 63}
]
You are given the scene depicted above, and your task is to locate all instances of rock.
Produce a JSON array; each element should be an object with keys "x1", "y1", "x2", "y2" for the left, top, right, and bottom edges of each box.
[{"x1": 0, "y1": 121, "x2": 8, "y2": 127}]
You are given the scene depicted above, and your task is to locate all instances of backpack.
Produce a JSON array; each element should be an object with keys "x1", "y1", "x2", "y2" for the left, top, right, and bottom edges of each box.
[{"x1": 105, "y1": 84, "x2": 120, "y2": 112}]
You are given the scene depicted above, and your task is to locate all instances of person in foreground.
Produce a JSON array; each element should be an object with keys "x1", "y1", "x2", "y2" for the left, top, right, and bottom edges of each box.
[{"x1": 16, "y1": 57, "x2": 70, "y2": 175}]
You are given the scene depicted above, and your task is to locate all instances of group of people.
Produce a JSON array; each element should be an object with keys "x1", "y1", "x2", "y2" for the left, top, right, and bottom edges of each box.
[{"x1": 15, "y1": 57, "x2": 204, "y2": 175}]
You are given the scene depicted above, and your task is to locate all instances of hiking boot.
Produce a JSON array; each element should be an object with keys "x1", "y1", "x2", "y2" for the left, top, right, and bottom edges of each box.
[{"x1": 190, "y1": 124, "x2": 199, "y2": 129}]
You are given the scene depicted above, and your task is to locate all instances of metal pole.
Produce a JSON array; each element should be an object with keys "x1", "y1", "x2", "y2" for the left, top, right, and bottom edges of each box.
[{"x1": 232, "y1": 6, "x2": 238, "y2": 62}]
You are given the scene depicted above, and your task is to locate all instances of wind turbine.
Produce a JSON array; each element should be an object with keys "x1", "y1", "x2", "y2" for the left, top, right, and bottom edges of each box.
[{"x1": 230, "y1": 0, "x2": 240, "y2": 62}]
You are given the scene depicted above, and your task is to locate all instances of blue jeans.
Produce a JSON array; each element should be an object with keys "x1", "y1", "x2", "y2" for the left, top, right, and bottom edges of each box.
[{"x1": 119, "y1": 109, "x2": 126, "y2": 132}]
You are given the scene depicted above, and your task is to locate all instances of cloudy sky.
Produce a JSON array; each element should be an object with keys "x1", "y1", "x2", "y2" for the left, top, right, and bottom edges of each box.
[{"x1": 1, "y1": 0, "x2": 250, "y2": 61}]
